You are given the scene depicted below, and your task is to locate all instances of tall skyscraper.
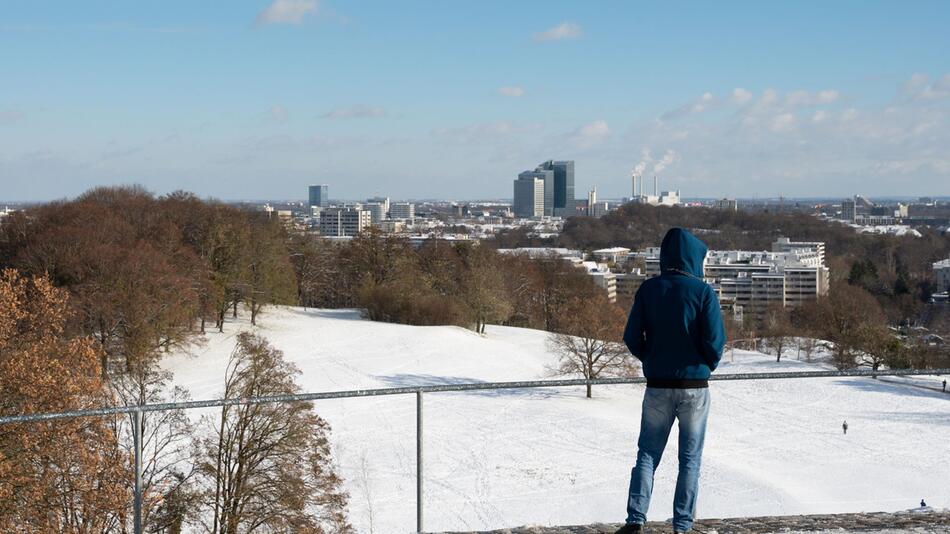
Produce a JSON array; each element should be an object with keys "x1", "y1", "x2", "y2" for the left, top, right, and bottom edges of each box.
[
  {"x1": 539, "y1": 160, "x2": 575, "y2": 216},
  {"x1": 309, "y1": 184, "x2": 328, "y2": 208},
  {"x1": 513, "y1": 175, "x2": 545, "y2": 218},
  {"x1": 518, "y1": 169, "x2": 554, "y2": 216},
  {"x1": 841, "y1": 198, "x2": 856, "y2": 222}
]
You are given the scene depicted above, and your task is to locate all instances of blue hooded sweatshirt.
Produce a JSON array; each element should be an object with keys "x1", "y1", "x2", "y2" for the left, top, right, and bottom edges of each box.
[{"x1": 623, "y1": 228, "x2": 726, "y2": 387}]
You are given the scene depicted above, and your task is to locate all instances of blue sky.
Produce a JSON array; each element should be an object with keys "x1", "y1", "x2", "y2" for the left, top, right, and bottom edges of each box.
[{"x1": 1, "y1": 1, "x2": 949, "y2": 201}]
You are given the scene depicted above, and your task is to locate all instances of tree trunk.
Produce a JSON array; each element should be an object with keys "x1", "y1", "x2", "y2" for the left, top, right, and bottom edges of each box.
[
  {"x1": 232, "y1": 300, "x2": 237, "y2": 318},
  {"x1": 201, "y1": 315, "x2": 206, "y2": 334},
  {"x1": 586, "y1": 359, "x2": 593, "y2": 398}
]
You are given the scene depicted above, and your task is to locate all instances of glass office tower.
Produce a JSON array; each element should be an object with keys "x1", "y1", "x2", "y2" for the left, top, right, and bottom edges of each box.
[
  {"x1": 308, "y1": 184, "x2": 329, "y2": 208},
  {"x1": 538, "y1": 160, "x2": 575, "y2": 216}
]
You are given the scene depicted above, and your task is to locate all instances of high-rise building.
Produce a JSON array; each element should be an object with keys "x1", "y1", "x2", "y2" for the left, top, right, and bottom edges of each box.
[
  {"x1": 319, "y1": 207, "x2": 371, "y2": 237},
  {"x1": 841, "y1": 198, "x2": 856, "y2": 222},
  {"x1": 518, "y1": 169, "x2": 554, "y2": 216},
  {"x1": 390, "y1": 202, "x2": 415, "y2": 220},
  {"x1": 538, "y1": 160, "x2": 575, "y2": 216},
  {"x1": 309, "y1": 184, "x2": 329, "y2": 208},
  {"x1": 513, "y1": 175, "x2": 545, "y2": 218}
]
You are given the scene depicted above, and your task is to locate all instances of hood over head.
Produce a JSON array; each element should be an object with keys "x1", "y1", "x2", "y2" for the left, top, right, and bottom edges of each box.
[{"x1": 659, "y1": 227, "x2": 708, "y2": 278}]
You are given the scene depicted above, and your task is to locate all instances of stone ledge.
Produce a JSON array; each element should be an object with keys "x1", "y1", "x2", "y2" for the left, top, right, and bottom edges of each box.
[{"x1": 441, "y1": 510, "x2": 950, "y2": 534}]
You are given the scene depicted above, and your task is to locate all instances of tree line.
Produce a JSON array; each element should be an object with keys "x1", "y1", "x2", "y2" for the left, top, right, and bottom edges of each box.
[
  {"x1": 289, "y1": 228, "x2": 608, "y2": 334},
  {"x1": 0, "y1": 187, "x2": 350, "y2": 533},
  {"x1": 497, "y1": 202, "x2": 950, "y2": 324},
  {"x1": 0, "y1": 185, "x2": 623, "y2": 531}
]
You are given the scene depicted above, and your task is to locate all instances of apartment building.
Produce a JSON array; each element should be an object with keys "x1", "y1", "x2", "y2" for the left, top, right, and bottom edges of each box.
[
  {"x1": 319, "y1": 208, "x2": 372, "y2": 237},
  {"x1": 621, "y1": 239, "x2": 829, "y2": 319}
]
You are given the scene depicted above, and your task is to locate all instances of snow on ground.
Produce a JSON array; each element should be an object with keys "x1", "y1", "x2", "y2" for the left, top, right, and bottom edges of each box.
[
  {"x1": 853, "y1": 224, "x2": 923, "y2": 237},
  {"x1": 162, "y1": 306, "x2": 950, "y2": 534}
]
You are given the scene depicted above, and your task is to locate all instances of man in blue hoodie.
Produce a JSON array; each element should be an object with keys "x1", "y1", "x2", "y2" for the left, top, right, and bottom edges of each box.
[{"x1": 615, "y1": 228, "x2": 726, "y2": 534}]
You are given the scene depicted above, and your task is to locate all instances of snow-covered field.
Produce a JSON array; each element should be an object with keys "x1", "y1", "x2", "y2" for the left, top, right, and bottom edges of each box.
[{"x1": 162, "y1": 306, "x2": 950, "y2": 533}]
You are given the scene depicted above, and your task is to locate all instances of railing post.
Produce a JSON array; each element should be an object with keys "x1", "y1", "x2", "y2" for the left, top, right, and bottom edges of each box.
[
  {"x1": 416, "y1": 389, "x2": 423, "y2": 534},
  {"x1": 133, "y1": 408, "x2": 143, "y2": 534}
]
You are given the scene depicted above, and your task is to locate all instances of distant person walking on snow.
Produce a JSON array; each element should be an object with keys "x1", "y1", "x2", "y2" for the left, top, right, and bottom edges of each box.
[
  {"x1": 616, "y1": 228, "x2": 726, "y2": 534},
  {"x1": 921, "y1": 499, "x2": 927, "y2": 508},
  {"x1": 842, "y1": 421, "x2": 848, "y2": 435},
  {"x1": 942, "y1": 379, "x2": 946, "y2": 392}
]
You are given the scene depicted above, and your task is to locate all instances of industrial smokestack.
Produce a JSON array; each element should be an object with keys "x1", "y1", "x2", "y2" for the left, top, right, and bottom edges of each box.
[
  {"x1": 654, "y1": 175, "x2": 658, "y2": 197},
  {"x1": 631, "y1": 173, "x2": 637, "y2": 198}
]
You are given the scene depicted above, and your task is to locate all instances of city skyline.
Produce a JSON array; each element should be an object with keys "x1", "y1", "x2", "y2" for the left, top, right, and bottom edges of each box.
[{"x1": 2, "y1": 1, "x2": 949, "y2": 201}]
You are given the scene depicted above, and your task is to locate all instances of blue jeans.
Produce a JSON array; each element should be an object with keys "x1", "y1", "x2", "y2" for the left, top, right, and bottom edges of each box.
[{"x1": 626, "y1": 387, "x2": 710, "y2": 532}]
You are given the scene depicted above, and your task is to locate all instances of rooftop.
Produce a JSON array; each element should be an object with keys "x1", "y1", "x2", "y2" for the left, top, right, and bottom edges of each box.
[{"x1": 444, "y1": 510, "x2": 950, "y2": 533}]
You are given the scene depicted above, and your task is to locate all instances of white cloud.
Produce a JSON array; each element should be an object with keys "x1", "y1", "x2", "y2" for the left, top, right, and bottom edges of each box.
[
  {"x1": 817, "y1": 89, "x2": 840, "y2": 103},
  {"x1": 786, "y1": 89, "x2": 839, "y2": 106},
  {"x1": 904, "y1": 72, "x2": 930, "y2": 92},
  {"x1": 497, "y1": 86, "x2": 525, "y2": 97},
  {"x1": 662, "y1": 92, "x2": 717, "y2": 120},
  {"x1": 0, "y1": 110, "x2": 24, "y2": 124},
  {"x1": 731, "y1": 88, "x2": 753, "y2": 104},
  {"x1": 904, "y1": 72, "x2": 950, "y2": 100},
  {"x1": 770, "y1": 113, "x2": 796, "y2": 132},
  {"x1": 255, "y1": 0, "x2": 317, "y2": 26},
  {"x1": 321, "y1": 106, "x2": 387, "y2": 119},
  {"x1": 269, "y1": 105, "x2": 288, "y2": 120},
  {"x1": 569, "y1": 120, "x2": 609, "y2": 148},
  {"x1": 532, "y1": 22, "x2": 582, "y2": 42},
  {"x1": 785, "y1": 90, "x2": 811, "y2": 107},
  {"x1": 690, "y1": 92, "x2": 715, "y2": 113},
  {"x1": 812, "y1": 110, "x2": 828, "y2": 123}
]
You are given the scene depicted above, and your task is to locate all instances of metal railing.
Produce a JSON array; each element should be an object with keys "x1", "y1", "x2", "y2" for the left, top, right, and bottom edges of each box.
[{"x1": 1, "y1": 367, "x2": 947, "y2": 534}]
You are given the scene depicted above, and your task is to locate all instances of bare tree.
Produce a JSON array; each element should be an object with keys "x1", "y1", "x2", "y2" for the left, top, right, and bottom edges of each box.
[
  {"x1": 762, "y1": 302, "x2": 794, "y2": 362},
  {"x1": 460, "y1": 244, "x2": 512, "y2": 333},
  {"x1": 548, "y1": 296, "x2": 634, "y2": 398},
  {"x1": 242, "y1": 216, "x2": 296, "y2": 325},
  {"x1": 197, "y1": 333, "x2": 350, "y2": 534},
  {"x1": 112, "y1": 367, "x2": 197, "y2": 533}
]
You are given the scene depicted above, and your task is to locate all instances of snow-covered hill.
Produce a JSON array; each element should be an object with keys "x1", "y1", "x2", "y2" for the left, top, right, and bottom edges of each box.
[{"x1": 162, "y1": 306, "x2": 950, "y2": 533}]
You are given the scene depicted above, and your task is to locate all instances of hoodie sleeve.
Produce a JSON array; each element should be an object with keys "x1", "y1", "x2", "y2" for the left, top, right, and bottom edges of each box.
[
  {"x1": 699, "y1": 286, "x2": 726, "y2": 371},
  {"x1": 623, "y1": 288, "x2": 645, "y2": 360}
]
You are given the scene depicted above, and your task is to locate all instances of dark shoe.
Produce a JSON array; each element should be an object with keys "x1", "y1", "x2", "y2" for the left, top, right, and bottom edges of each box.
[{"x1": 614, "y1": 524, "x2": 642, "y2": 534}]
